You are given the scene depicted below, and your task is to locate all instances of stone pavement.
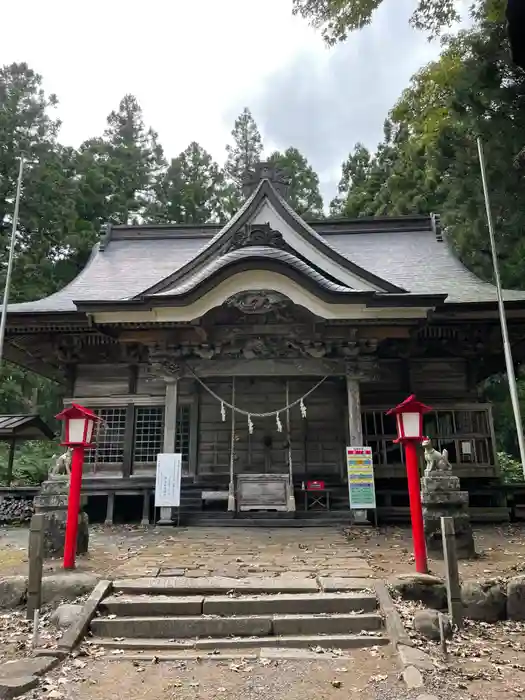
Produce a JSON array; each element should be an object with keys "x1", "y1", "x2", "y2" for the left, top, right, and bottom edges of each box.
[{"x1": 109, "y1": 527, "x2": 374, "y2": 580}]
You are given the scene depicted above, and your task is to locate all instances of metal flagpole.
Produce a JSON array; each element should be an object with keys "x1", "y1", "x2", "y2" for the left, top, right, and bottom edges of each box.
[
  {"x1": 0, "y1": 154, "x2": 25, "y2": 366},
  {"x1": 477, "y1": 136, "x2": 525, "y2": 476}
]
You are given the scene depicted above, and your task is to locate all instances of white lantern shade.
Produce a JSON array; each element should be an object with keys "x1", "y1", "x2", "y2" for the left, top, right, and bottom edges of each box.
[
  {"x1": 398, "y1": 412, "x2": 421, "y2": 439},
  {"x1": 67, "y1": 416, "x2": 95, "y2": 445},
  {"x1": 84, "y1": 418, "x2": 95, "y2": 444},
  {"x1": 68, "y1": 418, "x2": 87, "y2": 444}
]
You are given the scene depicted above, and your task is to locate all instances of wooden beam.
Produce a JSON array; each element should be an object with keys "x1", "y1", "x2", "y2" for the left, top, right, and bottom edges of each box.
[{"x1": 185, "y1": 358, "x2": 348, "y2": 377}]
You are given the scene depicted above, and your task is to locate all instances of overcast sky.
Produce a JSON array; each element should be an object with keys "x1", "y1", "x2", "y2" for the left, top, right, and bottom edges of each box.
[{"x1": 3, "y1": 0, "x2": 443, "y2": 202}]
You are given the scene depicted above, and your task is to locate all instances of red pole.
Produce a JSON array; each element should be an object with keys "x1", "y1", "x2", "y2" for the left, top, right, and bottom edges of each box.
[
  {"x1": 63, "y1": 445, "x2": 85, "y2": 570},
  {"x1": 404, "y1": 439, "x2": 428, "y2": 574}
]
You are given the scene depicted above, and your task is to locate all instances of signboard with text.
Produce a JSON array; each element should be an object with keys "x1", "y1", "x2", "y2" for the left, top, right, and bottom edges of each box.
[
  {"x1": 154, "y1": 453, "x2": 182, "y2": 507},
  {"x1": 346, "y1": 446, "x2": 376, "y2": 510}
]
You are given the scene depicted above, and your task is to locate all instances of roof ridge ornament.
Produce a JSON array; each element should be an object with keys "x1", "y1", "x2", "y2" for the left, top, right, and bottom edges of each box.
[
  {"x1": 242, "y1": 161, "x2": 289, "y2": 199},
  {"x1": 224, "y1": 222, "x2": 287, "y2": 254}
]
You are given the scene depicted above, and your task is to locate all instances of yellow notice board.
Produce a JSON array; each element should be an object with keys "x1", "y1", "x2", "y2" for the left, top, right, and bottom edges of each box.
[{"x1": 346, "y1": 446, "x2": 376, "y2": 510}]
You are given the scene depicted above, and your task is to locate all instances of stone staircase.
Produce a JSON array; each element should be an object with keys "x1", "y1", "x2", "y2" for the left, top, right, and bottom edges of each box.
[{"x1": 87, "y1": 576, "x2": 387, "y2": 656}]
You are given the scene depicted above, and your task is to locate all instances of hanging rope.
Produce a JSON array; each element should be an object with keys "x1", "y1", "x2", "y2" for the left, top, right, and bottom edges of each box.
[{"x1": 186, "y1": 366, "x2": 328, "y2": 427}]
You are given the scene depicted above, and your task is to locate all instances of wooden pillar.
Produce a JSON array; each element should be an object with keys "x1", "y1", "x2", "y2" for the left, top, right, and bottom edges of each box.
[
  {"x1": 122, "y1": 403, "x2": 135, "y2": 479},
  {"x1": 6, "y1": 439, "x2": 16, "y2": 486},
  {"x1": 141, "y1": 490, "x2": 150, "y2": 525},
  {"x1": 346, "y1": 376, "x2": 363, "y2": 446},
  {"x1": 105, "y1": 492, "x2": 115, "y2": 525},
  {"x1": 164, "y1": 379, "x2": 178, "y2": 453},
  {"x1": 159, "y1": 379, "x2": 178, "y2": 524}
]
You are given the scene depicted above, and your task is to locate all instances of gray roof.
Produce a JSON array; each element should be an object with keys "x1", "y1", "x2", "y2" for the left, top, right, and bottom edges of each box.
[
  {"x1": 154, "y1": 246, "x2": 354, "y2": 297},
  {"x1": 8, "y1": 209, "x2": 525, "y2": 315},
  {"x1": 0, "y1": 415, "x2": 55, "y2": 440}
]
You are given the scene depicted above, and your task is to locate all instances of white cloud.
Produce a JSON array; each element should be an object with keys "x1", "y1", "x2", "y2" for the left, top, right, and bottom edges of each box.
[
  {"x1": 2, "y1": 0, "x2": 320, "y2": 163},
  {"x1": 2, "y1": 0, "x2": 449, "y2": 200}
]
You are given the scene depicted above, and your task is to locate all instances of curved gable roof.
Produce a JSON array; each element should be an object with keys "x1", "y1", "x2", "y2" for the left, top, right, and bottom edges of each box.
[{"x1": 138, "y1": 178, "x2": 405, "y2": 299}]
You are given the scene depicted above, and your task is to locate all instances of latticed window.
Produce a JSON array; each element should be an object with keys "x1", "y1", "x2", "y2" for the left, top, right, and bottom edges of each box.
[
  {"x1": 85, "y1": 408, "x2": 127, "y2": 464},
  {"x1": 134, "y1": 406, "x2": 164, "y2": 463}
]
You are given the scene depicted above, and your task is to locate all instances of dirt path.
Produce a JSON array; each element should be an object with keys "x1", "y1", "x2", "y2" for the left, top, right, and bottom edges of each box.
[{"x1": 24, "y1": 651, "x2": 430, "y2": 700}]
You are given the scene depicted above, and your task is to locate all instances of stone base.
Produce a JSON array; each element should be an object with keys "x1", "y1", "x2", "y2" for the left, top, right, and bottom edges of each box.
[
  {"x1": 34, "y1": 479, "x2": 89, "y2": 558},
  {"x1": 423, "y1": 513, "x2": 475, "y2": 559},
  {"x1": 42, "y1": 510, "x2": 89, "y2": 558}
]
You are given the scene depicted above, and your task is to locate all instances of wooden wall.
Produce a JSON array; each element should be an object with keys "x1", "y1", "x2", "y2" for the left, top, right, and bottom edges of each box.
[
  {"x1": 196, "y1": 377, "x2": 346, "y2": 479},
  {"x1": 361, "y1": 357, "x2": 474, "y2": 407}
]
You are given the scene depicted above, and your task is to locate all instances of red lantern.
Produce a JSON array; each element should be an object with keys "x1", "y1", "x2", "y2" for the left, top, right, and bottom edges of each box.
[
  {"x1": 386, "y1": 394, "x2": 432, "y2": 443},
  {"x1": 56, "y1": 403, "x2": 100, "y2": 447},
  {"x1": 386, "y1": 395, "x2": 433, "y2": 574},
  {"x1": 55, "y1": 403, "x2": 100, "y2": 570}
]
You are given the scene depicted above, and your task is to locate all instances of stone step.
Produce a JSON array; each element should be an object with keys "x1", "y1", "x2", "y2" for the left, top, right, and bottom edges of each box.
[
  {"x1": 100, "y1": 592, "x2": 378, "y2": 617},
  {"x1": 88, "y1": 632, "x2": 388, "y2": 652},
  {"x1": 90, "y1": 613, "x2": 383, "y2": 639},
  {"x1": 112, "y1": 576, "x2": 372, "y2": 596}
]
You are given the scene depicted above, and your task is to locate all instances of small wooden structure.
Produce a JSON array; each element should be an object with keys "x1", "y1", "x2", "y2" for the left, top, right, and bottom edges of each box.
[{"x1": 0, "y1": 415, "x2": 55, "y2": 486}]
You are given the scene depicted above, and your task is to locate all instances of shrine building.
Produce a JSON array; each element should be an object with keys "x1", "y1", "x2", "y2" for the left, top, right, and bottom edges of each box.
[{"x1": 5, "y1": 163, "x2": 525, "y2": 525}]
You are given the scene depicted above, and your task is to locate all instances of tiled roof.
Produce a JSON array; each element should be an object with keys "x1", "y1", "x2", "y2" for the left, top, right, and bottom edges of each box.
[
  {"x1": 7, "y1": 214, "x2": 525, "y2": 314},
  {"x1": 153, "y1": 246, "x2": 354, "y2": 297}
]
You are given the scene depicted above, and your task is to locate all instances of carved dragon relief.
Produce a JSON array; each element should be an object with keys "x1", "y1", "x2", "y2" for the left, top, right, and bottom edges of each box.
[
  {"x1": 225, "y1": 290, "x2": 290, "y2": 316},
  {"x1": 223, "y1": 223, "x2": 287, "y2": 254},
  {"x1": 145, "y1": 336, "x2": 378, "y2": 363}
]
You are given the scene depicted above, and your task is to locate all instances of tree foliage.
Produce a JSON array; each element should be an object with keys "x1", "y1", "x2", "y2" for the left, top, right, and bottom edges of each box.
[
  {"x1": 225, "y1": 107, "x2": 264, "y2": 187},
  {"x1": 292, "y1": 0, "x2": 508, "y2": 43},
  {"x1": 334, "y1": 15, "x2": 525, "y2": 286},
  {"x1": 149, "y1": 142, "x2": 232, "y2": 224},
  {"x1": 79, "y1": 95, "x2": 165, "y2": 226},
  {"x1": 269, "y1": 147, "x2": 324, "y2": 217}
]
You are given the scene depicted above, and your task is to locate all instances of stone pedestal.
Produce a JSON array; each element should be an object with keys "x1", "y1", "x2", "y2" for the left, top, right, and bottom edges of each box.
[
  {"x1": 421, "y1": 475, "x2": 475, "y2": 559},
  {"x1": 33, "y1": 479, "x2": 89, "y2": 558}
]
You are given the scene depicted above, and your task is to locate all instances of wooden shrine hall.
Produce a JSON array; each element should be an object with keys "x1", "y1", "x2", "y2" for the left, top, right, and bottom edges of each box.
[{"x1": 5, "y1": 163, "x2": 525, "y2": 525}]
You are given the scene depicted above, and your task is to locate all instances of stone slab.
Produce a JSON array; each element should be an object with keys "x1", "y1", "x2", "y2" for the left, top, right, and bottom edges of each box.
[
  {"x1": 58, "y1": 580, "x2": 112, "y2": 652},
  {"x1": 41, "y1": 573, "x2": 99, "y2": 605},
  {"x1": 398, "y1": 644, "x2": 435, "y2": 672},
  {"x1": 0, "y1": 577, "x2": 26, "y2": 610},
  {"x1": 0, "y1": 676, "x2": 39, "y2": 699},
  {"x1": 90, "y1": 633, "x2": 389, "y2": 651},
  {"x1": 402, "y1": 665, "x2": 424, "y2": 689},
  {"x1": 260, "y1": 647, "x2": 352, "y2": 660},
  {"x1": 158, "y1": 569, "x2": 185, "y2": 577},
  {"x1": 114, "y1": 576, "x2": 319, "y2": 595},
  {"x1": 0, "y1": 656, "x2": 59, "y2": 678},
  {"x1": 373, "y1": 580, "x2": 412, "y2": 648},
  {"x1": 272, "y1": 613, "x2": 383, "y2": 636},
  {"x1": 101, "y1": 595, "x2": 204, "y2": 617},
  {"x1": 202, "y1": 593, "x2": 377, "y2": 616},
  {"x1": 91, "y1": 615, "x2": 273, "y2": 639},
  {"x1": 104, "y1": 652, "x2": 260, "y2": 662},
  {"x1": 318, "y1": 578, "x2": 374, "y2": 592}
]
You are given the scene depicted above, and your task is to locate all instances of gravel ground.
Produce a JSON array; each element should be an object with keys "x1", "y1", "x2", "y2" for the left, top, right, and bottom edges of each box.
[{"x1": 21, "y1": 652, "x2": 444, "y2": 700}]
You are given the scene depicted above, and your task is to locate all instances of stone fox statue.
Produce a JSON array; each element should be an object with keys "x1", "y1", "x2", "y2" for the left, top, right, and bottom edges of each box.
[
  {"x1": 422, "y1": 437, "x2": 452, "y2": 476},
  {"x1": 48, "y1": 448, "x2": 73, "y2": 479}
]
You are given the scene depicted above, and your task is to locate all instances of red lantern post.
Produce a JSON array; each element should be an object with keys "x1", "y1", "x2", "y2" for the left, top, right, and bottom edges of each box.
[
  {"x1": 386, "y1": 395, "x2": 432, "y2": 574},
  {"x1": 55, "y1": 404, "x2": 100, "y2": 570}
]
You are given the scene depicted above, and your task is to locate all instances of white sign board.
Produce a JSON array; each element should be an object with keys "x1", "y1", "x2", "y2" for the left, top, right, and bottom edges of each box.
[{"x1": 154, "y1": 453, "x2": 182, "y2": 507}]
